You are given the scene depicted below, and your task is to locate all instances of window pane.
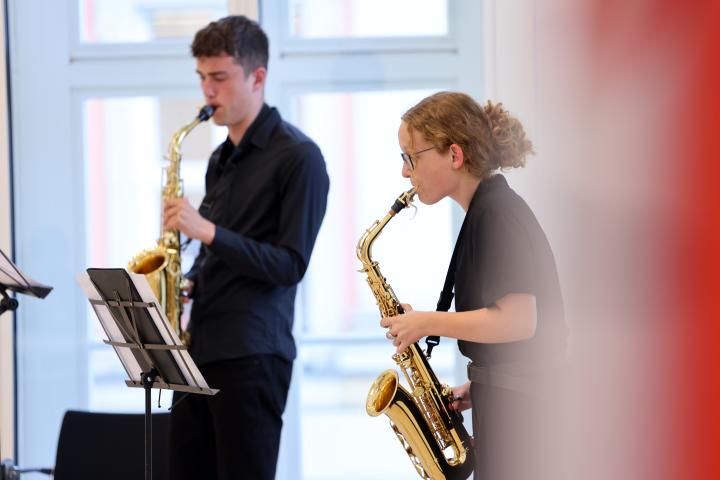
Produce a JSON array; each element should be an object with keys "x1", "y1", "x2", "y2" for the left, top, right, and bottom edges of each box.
[
  {"x1": 79, "y1": 0, "x2": 226, "y2": 43},
  {"x1": 83, "y1": 96, "x2": 223, "y2": 411},
  {"x1": 291, "y1": 88, "x2": 462, "y2": 478},
  {"x1": 293, "y1": 89, "x2": 454, "y2": 337},
  {"x1": 290, "y1": 0, "x2": 448, "y2": 38}
]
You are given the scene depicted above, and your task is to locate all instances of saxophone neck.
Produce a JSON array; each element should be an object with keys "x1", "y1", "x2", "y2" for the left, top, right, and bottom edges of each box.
[
  {"x1": 161, "y1": 106, "x2": 216, "y2": 238},
  {"x1": 356, "y1": 186, "x2": 418, "y2": 263},
  {"x1": 168, "y1": 105, "x2": 216, "y2": 163},
  {"x1": 168, "y1": 120, "x2": 198, "y2": 160},
  {"x1": 356, "y1": 215, "x2": 389, "y2": 265}
]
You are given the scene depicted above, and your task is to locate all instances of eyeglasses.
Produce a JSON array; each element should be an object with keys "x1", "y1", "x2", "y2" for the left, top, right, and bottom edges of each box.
[{"x1": 400, "y1": 146, "x2": 434, "y2": 171}]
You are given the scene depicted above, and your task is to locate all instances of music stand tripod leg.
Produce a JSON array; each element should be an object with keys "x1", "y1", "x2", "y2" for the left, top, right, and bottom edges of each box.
[{"x1": 141, "y1": 369, "x2": 158, "y2": 480}]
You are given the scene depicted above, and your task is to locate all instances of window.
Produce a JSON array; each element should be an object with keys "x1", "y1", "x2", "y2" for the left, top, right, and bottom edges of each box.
[
  {"x1": 79, "y1": 0, "x2": 227, "y2": 43},
  {"x1": 11, "y1": 0, "x2": 482, "y2": 474},
  {"x1": 290, "y1": 89, "x2": 458, "y2": 477},
  {"x1": 289, "y1": 0, "x2": 448, "y2": 38}
]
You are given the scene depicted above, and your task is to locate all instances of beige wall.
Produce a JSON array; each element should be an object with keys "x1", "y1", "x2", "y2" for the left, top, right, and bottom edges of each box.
[
  {"x1": 483, "y1": 0, "x2": 537, "y2": 136},
  {"x1": 0, "y1": 0, "x2": 15, "y2": 462},
  {"x1": 481, "y1": 0, "x2": 547, "y2": 217}
]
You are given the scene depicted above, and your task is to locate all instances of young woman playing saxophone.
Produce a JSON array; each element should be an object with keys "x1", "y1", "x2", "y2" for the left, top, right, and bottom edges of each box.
[{"x1": 381, "y1": 92, "x2": 567, "y2": 480}]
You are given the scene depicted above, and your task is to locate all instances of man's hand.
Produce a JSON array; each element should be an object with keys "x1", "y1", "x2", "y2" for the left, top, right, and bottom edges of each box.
[
  {"x1": 164, "y1": 197, "x2": 216, "y2": 245},
  {"x1": 180, "y1": 278, "x2": 194, "y2": 303}
]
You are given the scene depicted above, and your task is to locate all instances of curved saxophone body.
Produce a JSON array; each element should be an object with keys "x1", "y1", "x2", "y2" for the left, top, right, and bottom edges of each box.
[
  {"x1": 128, "y1": 105, "x2": 214, "y2": 344},
  {"x1": 358, "y1": 188, "x2": 474, "y2": 480}
]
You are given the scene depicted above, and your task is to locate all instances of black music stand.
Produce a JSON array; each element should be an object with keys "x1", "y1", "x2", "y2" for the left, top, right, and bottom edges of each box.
[
  {"x1": 0, "y1": 248, "x2": 52, "y2": 315},
  {"x1": 78, "y1": 268, "x2": 217, "y2": 480},
  {"x1": 0, "y1": 249, "x2": 52, "y2": 477}
]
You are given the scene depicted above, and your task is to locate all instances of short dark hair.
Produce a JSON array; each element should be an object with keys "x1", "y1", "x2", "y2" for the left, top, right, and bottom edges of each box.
[{"x1": 191, "y1": 15, "x2": 269, "y2": 75}]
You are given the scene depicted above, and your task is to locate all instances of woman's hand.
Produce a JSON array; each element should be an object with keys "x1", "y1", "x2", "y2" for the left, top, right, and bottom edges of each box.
[
  {"x1": 449, "y1": 381, "x2": 472, "y2": 412},
  {"x1": 380, "y1": 304, "x2": 432, "y2": 352}
]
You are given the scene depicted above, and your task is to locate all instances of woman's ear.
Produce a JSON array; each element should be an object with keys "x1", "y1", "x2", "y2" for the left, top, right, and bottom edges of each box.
[{"x1": 450, "y1": 144, "x2": 464, "y2": 169}]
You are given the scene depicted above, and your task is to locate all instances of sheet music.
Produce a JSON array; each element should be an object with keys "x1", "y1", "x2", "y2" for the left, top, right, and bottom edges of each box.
[
  {"x1": 129, "y1": 273, "x2": 210, "y2": 390},
  {"x1": 0, "y1": 250, "x2": 22, "y2": 285},
  {"x1": 0, "y1": 269, "x2": 18, "y2": 286},
  {"x1": 77, "y1": 271, "x2": 211, "y2": 392},
  {"x1": 77, "y1": 273, "x2": 142, "y2": 383},
  {"x1": 0, "y1": 249, "x2": 53, "y2": 298}
]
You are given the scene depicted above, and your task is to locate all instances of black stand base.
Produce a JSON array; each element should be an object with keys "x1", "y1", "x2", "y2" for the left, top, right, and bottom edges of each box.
[{"x1": 0, "y1": 459, "x2": 52, "y2": 479}]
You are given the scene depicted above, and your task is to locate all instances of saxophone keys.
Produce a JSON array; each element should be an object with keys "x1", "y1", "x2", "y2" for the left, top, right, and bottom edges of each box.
[{"x1": 440, "y1": 384, "x2": 453, "y2": 398}]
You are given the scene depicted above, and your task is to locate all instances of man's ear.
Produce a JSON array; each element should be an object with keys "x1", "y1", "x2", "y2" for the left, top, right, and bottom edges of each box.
[
  {"x1": 252, "y1": 67, "x2": 267, "y2": 91},
  {"x1": 450, "y1": 144, "x2": 465, "y2": 169}
]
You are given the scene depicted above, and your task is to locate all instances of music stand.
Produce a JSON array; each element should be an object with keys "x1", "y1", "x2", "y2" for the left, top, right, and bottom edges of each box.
[
  {"x1": 0, "y1": 248, "x2": 52, "y2": 315},
  {"x1": 0, "y1": 250, "x2": 52, "y2": 477},
  {"x1": 77, "y1": 268, "x2": 217, "y2": 480}
]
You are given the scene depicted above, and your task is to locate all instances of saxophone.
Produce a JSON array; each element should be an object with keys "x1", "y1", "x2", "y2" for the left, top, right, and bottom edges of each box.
[
  {"x1": 358, "y1": 187, "x2": 474, "y2": 480},
  {"x1": 128, "y1": 105, "x2": 215, "y2": 344}
]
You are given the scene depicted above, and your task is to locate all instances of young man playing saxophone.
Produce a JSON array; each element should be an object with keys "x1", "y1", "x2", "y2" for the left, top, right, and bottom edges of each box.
[{"x1": 163, "y1": 15, "x2": 329, "y2": 480}]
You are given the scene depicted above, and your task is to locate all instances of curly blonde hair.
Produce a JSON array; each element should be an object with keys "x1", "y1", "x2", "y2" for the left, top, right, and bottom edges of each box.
[{"x1": 401, "y1": 91, "x2": 533, "y2": 179}]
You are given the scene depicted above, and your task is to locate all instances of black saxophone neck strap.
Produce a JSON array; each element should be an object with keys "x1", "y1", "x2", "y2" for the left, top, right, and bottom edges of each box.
[{"x1": 426, "y1": 214, "x2": 469, "y2": 358}]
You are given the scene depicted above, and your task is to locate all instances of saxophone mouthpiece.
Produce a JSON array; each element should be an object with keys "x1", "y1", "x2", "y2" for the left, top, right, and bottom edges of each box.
[
  {"x1": 390, "y1": 186, "x2": 417, "y2": 214},
  {"x1": 198, "y1": 105, "x2": 216, "y2": 122}
]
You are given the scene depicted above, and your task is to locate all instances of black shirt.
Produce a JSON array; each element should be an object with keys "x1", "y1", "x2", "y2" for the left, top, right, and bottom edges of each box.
[
  {"x1": 186, "y1": 104, "x2": 329, "y2": 366},
  {"x1": 455, "y1": 174, "x2": 566, "y2": 366}
]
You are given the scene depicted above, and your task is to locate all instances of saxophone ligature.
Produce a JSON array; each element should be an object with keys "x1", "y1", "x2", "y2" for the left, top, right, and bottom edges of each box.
[
  {"x1": 357, "y1": 187, "x2": 474, "y2": 480},
  {"x1": 128, "y1": 105, "x2": 215, "y2": 344}
]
